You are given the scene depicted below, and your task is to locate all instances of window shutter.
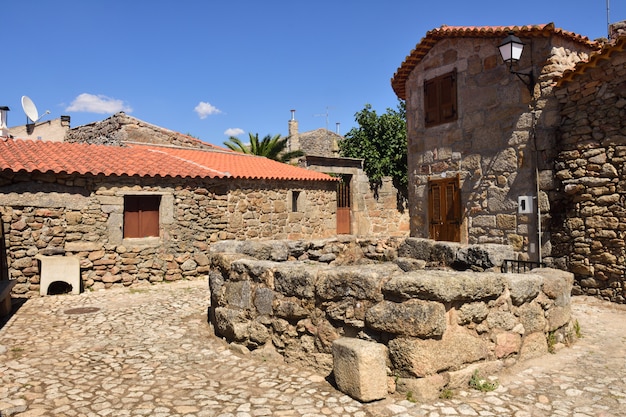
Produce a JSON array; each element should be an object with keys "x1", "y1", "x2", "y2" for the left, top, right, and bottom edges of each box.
[
  {"x1": 139, "y1": 196, "x2": 160, "y2": 237},
  {"x1": 124, "y1": 195, "x2": 160, "y2": 238},
  {"x1": 440, "y1": 73, "x2": 457, "y2": 123},
  {"x1": 424, "y1": 80, "x2": 440, "y2": 126},
  {"x1": 424, "y1": 70, "x2": 457, "y2": 127},
  {"x1": 124, "y1": 197, "x2": 141, "y2": 238}
]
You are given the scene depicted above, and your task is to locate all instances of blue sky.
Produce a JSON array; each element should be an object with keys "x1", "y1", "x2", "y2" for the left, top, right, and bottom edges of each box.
[{"x1": 3, "y1": 1, "x2": 623, "y2": 146}]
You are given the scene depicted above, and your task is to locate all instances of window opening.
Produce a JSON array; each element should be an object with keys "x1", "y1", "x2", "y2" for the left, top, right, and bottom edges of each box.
[
  {"x1": 424, "y1": 70, "x2": 458, "y2": 127},
  {"x1": 124, "y1": 195, "x2": 161, "y2": 238},
  {"x1": 292, "y1": 191, "x2": 301, "y2": 212}
]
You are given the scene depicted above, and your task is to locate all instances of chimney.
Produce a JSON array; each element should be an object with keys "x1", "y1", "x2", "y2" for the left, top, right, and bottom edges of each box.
[
  {"x1": 287, "y1": 109, "x2": 300, "y2": 153},
  {"x1": 61, "y1": 115, "x2": 71, "y2": 128},
  {"x1": 0, "y1": 106, "x2": 10, "y2": 137},
  {"x1": 288, "y1": 109, "x2": 298, "y2": 136}
]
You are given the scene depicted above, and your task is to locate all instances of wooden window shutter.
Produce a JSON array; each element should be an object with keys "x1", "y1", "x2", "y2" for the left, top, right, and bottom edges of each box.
[
  {"x1": 440, "y1": 72, "x2": 457, "y2": 123},
  {"x1": 424, "y1": 79, "x2": 440, "y2": 126},
  {"x1": 424, "y1": 70, "x2": 457, "y2": 127},
  {"x1": 124, "y1": 195, "x2": 160, "y2": 238}
]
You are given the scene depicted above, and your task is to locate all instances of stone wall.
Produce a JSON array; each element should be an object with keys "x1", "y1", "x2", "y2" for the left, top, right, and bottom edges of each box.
[
  {"x1": 552, "y1": 40, "x2": 626, "y2": 302},
  {"x1": 405, "y1": 34, "x2": 592, "y2": 262},
  {"x1": 0, "y1": 171, "x2": 336, "y2": 297},
  {"x1": 208, "y1": 237, "x2": 574, "y2": 396},
  {"x1": 65, "y1": 112, "x2": 212, "y2": 149}
]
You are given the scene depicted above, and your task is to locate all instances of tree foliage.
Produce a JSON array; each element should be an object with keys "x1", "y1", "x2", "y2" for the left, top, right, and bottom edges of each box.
[
  {"x1": 339, "y1": 101, "x2": 407, "y2": 191},
  {"x1": 224, "y1": 133, "x2": 303, "y2": 163}
]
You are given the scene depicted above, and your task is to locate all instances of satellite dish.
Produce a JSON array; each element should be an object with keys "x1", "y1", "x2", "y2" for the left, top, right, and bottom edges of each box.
[{"x1": 21, "y1": 95, "x2": 50, "y2": 124}]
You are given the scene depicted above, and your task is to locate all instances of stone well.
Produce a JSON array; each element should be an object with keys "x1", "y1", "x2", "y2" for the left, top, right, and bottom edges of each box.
[{"x1": 207, "y1": 237, "x2": 574, "y2": 400}]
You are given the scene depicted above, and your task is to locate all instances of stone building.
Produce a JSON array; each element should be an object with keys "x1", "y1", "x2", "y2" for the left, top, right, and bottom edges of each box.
[
  {"x1": 392, "y1": 22, "x2": 626, "y2": 302},
  {"x1": 0, "y1": 137, "x2": 337, "y2": 297},
  {"x1": 286, "y1": 110, "x2": 410, "y2": 237},
  {"x1": 552, "y1": 35, "x2": 626, "y2": 302},
  {"x1": 7, "y1": 116, "x2": 71, "y2": 142},
  {"x1": 391, "y1": 23, "x2": 598, "y2": 262}
]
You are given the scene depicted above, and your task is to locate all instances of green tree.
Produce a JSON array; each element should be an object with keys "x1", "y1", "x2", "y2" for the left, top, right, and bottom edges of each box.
[
  {"x1": 340, "y1": 101, "x2": 407, "y2": 195},
  {"x1": 223, "y1": 133, "x2": 304, "y2": 163}
]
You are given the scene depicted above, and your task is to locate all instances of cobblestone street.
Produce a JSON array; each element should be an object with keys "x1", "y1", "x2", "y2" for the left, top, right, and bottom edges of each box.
[{"x1": 1, "y1": 278, "x2": 625, "y2": 416}]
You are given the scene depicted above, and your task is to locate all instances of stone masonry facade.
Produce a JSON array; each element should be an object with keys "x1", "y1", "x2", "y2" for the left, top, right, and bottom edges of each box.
[
  {"x1": 404, "y1": 32, "x2": 594, "y2": 263},
  {"x1": 552, "y1": 38, "x2": 626, "y2": 302},
  {"x1": 0, "y1": 171, "x2": 336, "y2": 297}
]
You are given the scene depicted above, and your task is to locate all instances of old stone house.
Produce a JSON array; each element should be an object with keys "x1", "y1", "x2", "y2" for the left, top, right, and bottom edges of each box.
[
  {"x1": 392, "y1": 22, "x2": 626, "y2": 302},
  {"x1": 286, "y1": 110, "x2": 410, "y2": 237},
  {"x1": 0, "y1": 136, "x2": 337, "y2": 297},
  {"x1": 392, "y1": 23, "x2": 597, "y2": 257}
]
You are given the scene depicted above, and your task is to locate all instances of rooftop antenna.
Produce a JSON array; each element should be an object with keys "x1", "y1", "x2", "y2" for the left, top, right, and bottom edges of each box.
[
  {"x1": 314, "y1": 106, "x2": 333, "y2": 131},
  {"x1": 21, "y1": 95, "x2": 50, "y2": 124},
  {"x1": 607, "y1": 0, "x2": 611, "y2": 40}
]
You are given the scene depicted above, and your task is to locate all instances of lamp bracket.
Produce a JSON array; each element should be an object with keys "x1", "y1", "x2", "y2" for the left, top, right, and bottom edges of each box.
[{"x1": 509, "y1": 69, "x2": 535, "y2": 94}]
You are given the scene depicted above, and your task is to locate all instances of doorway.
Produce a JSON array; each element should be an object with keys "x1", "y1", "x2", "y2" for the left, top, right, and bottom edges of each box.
[
  {"x1": 336, "y1": 174, "x2": 351, "y2": 234},
  {"x1": 428, "y1": 175, "x2": 461, "y2": 242}
]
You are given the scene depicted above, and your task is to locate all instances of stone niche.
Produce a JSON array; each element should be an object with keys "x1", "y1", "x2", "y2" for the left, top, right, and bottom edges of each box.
[{"x1": 207, "y1": 237, "x2": 574, "y2": 401}]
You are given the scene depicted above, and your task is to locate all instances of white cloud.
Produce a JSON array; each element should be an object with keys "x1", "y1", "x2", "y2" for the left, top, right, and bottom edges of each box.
[
  {"x1": 224, "y1": 128, "x2": 244, "y2": 136},
  {"x1": 66, "y1": 93, "x2": 132, "y2": 114},
  {"x1": 194, "y1": 101, "x2": 222, "y2": 119}
]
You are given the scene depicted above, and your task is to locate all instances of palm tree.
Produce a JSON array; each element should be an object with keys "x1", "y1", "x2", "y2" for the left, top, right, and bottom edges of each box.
[{"x1": 224, "y1": 133, "x2": 304, "y2": 163}]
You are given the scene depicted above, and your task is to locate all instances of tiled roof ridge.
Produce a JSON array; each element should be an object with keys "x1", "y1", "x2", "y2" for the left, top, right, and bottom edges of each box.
[
  {"x1": 145, "y1": 148, "x2": 232, "y2": 177},
  {"x1": 124, "y1": 140, "x2": 235, "y2": 154},
  {"x1": 0, "y1": 137, "x2": 335, "y2": 182},
  {"x1": 391, "y1": 23, "x2": 599, "y2": 99},
  {"x1": 557, "y1": 35, "x2": 626, "y2": 86}
]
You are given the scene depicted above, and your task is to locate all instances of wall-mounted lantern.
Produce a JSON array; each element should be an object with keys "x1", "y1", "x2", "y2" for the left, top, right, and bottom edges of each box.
[{"x1": 498, "y1": 32, "x2": 535, "y2": 93}]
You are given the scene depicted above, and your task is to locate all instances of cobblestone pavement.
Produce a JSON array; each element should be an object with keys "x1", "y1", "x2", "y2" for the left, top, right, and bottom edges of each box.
[{"x1": 1, "y1": 278, "x2": 625, "y2": 417}]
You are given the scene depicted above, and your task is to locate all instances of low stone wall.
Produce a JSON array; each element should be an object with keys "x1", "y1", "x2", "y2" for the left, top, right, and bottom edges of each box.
[{"x1": 208, "y1": 237, "x2": 574, "y2": 398}]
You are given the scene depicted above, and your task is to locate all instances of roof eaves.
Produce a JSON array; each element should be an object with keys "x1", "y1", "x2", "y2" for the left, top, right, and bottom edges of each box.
[
  {"x1": 557, "y1": 35, "x2": 626, "y2": 86},
  {"x1": 391, "y1": 23, "x2": 598, "y2": 100}
]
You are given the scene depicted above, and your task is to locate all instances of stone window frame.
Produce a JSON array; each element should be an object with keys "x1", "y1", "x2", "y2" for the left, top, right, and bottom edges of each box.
[
  {"x1": 424, "y1": 69, "x2": 458, "y2": 127},
  {"x1": 289, "y1": 190, "x2": 304, "y2": 213},
  {"x1": 112, "y1": 191, "x2": 174, "y2": 247}
]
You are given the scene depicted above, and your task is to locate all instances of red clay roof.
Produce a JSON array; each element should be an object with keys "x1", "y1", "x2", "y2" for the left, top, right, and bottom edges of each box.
[
  {"x1": 0, "y1": 138, "x2": 335, "y2": 182},
  {"x1": 392, "y1": 23, "x2": 598, "y2": 100},
  {"x1": 557, "y1": 35, "x2": 626, "y2": 86}
]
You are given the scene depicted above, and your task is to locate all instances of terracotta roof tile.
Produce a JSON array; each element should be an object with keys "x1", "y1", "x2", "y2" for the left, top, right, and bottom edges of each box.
[
  {"x1": 0, "y1": 138, "x2": 335, "y2": 182},
  {"x1": 392, "y1": 23, "x2": 598, "y2": 99},
  {"x1": 557, "y1": 35, "x2": 626, "y2": 86}
]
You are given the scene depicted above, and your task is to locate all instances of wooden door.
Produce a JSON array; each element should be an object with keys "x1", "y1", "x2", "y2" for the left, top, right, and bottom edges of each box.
[
  {"x1": 336, "y1": 175, "x2": 351, "y2": 234},
  {"x1": 429, "y1": 176, "x2": 461, "y2": 242}
]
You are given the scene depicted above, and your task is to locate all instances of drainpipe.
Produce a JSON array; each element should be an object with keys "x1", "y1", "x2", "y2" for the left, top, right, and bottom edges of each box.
[{"x1": 531, "y1": 108, "x2": 542, "y2": 264}]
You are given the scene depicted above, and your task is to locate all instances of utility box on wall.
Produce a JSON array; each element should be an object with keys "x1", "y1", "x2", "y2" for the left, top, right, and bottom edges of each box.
[{"x1": 518, "y1": 196, "x2": 533, "y2": 214}]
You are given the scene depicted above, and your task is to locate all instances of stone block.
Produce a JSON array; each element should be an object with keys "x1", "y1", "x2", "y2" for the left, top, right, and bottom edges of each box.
[
  {"x1": 396, "y1": 373, "x2": 449, "y2": 401},
  {"x1": 383, "y1": 270, "x2": 505, "y2": 303},
  {"x1": 519, "y1": 332, "x2": 548, "y2": 360},
  {"x1": 332, "y1": 337, "x2": 388, "y2": 402},
  {"x1": 316, "y1": 265, "x2": 396, "y2": 302},
  {"x1": 389, "y1": 328, "x2": 490, "y2": 377},
  {"x1": 365, "y1": 299, "x2": 446, "y2": 337},
  {"x1": 505, "y1": 273, "x2": 542, "y2": 305}
]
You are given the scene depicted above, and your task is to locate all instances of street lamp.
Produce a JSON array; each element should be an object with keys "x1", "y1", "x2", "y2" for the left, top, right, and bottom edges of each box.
[{"x1": 498, "y1": 32, "x2": 535, "y2": 93}]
